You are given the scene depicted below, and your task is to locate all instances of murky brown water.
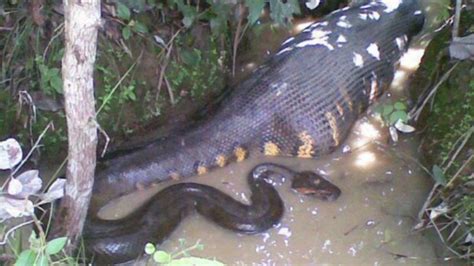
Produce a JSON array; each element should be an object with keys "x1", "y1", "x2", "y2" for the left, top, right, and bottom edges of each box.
[{"x1": 98, "y1": 1, "x2": 458, "y2": 265}]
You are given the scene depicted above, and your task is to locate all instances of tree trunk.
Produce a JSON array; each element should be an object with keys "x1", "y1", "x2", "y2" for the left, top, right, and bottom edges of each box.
[{"x1": 50, "y1": 0, "x2": 100, "y2": 251}]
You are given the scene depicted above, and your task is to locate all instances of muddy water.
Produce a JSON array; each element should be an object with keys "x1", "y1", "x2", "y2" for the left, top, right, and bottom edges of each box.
[
  {"x1": 98, "y1": 1, "x2": 454, "y2": 265},
  {"x1": 102, "y1": 114, "x2": 440, "y2": 265}
]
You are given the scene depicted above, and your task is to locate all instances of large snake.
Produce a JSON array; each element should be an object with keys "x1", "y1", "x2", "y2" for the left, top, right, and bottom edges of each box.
[
  {"x1": 83, "y1": 164, "x2": 341, "y2": 264},
  {"x1": 82, "y1": 0, "x2": 424, "y2": 264}
]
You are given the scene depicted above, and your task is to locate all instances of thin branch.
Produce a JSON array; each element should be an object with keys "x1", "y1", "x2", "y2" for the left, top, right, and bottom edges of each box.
[
  {"x1": 164, "y1": 75, "x2": 175, "y2": 105},
  {"x1": 444, "y1": 126, "x2": 473, "y2": 175},
  {"x1": 43, "y1": 23, "x2": 65, "y2": 59},
  {"x1": 96, "y1": 55, "x2": 141, "y2": 115},
  {"x1": 232, "y1": 3, "x2": 246, "y2": 77},
  {"x1": 448, "y1": 153, "x2": 473, "y2": 187},
  {"x1": 409, "y1": 63, "x2": 459, "y2": 121},
  {"x1": 156, "y1": 28, "x2": 182, "y2": 102},
  {"x1": 12, "y1": 122, "x2": 53, "y2": 176},
  {"x1": 0, "y1": 219, "x2": 34, "y2": 245}
]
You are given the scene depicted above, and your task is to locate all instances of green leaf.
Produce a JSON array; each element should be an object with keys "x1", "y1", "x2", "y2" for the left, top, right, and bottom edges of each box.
[
  {"x1": 182, "y1": 16, "x2": 194, "y2": 28},
  {"x1": 394, "y1": 102, "x2": 407, "y2": 110},
  {"x1": 45, "y1": 237, "x2": 67, "y2": 255},
  {"x1": 153, "y1": 250, "x2": 171, "y2": 263},
  {"x1": 382, "y1": 105, "x2": 394, "y2": 117},
  {"x1": 245, "y1": 0, "x2": 265, "y2": 25},
  {"x1": 134, "y1": 21, "x2": 148, "y2": 33},
  {"x1": 36, "y1": 254, "x2": 49, "y2": 266},
  {"x1": 168, "y1": 257, "x2": 225, "y2": 266},
  {"x1": 15, "y1": 249, "x2": 37, "y2": 266},
  {"x1": 50, "y1": 75, "x2": 63, "y2": 94},
  {"x1": 128, "y1": 91, "x2": 136, "y2": 101},
  {"x1": 389, "y1": 111, "x2": 408, "y2": 125},
  {"x1": 122, "y1": 26, "x2": 132, "y2": 40},
  {"x1": 372, "y1": 105, "x2": 383, "y2": 115},
  {"x1": 116, "y1": 3, "x2": 131, "y2": 21},
  {"x1": 432, "y1": 165, "x2": 447, "y2": 186},
  {"x1": 181, "y1": 49, "x2": 201, "y2": 66},
  {"x1": 144, "y1": 243, "x2": 156, "y2": 255}
]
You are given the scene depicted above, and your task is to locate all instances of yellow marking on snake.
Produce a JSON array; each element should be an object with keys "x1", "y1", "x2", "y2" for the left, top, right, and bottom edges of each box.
[
  {"x1": 264, "y1": 141, "x2": 280, "y2": 156},
  {"x1": 234, "y1": 146, "x2": 247, "y2": 162},
  {"x1": 197, "y1": 165, "x2": 208, "y2": 175},
  {"x1": 215, "y1": 154, "x2": 227, "y2": 167},
  {"x1": 339, "y1": 87, "x2": 353, "y2": 111},
  {"x1": 336, "y1": 103, "x2": 344, "y2": 116},
  {"x1": 325, "y1": 112, "x2": 340, "y2": 146},
  {"x1": 169, "y1": 172, "x2": 181, "y2": 180},
  {"x1": 297, "y1": 131, "x2": 315, "y2": 158}
]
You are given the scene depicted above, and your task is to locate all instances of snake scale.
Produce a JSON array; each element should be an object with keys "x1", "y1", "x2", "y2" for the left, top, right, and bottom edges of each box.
[{"x1": 84, "y1": 0, "x2": 425, "y2": 263}]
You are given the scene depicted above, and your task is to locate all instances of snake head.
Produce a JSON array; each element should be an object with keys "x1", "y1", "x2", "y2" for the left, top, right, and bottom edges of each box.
[{"x1": 291, "y1": 171, "x2": 341, "y2": 201}]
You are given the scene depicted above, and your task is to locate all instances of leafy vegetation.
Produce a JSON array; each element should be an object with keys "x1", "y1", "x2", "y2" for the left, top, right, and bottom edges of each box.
[
  {"x1": 410, "y1": 16, "x2": 473, "y2": 259},
  {"x1": 144, "y1": 239, "x2": 224, "y2": 266}
]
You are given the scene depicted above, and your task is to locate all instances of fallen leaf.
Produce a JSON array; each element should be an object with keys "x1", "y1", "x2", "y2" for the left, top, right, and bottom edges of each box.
[
  {"x1": 389, "y1": 126, "x2": 398, "y2": 142},
  {"x1": 394, "y1": 119, "x2": 415, "y2": 133},
  {"x1": 7, "y1": 178, "x2": 23, "y2": 196},
  {"x1": 0, "y1": 138, "x2": 23, "y2": 170},
  {"x1": 40, "y1": 178, "x2": 66, "y2": 203},
  {"x1": 449, "y1": 34, "x2": 474, "y2": 60},
  {"x1": 429, "y1": 202, "x2": 448, "y2": 219},
  {"x1": 16, "y1": 170, "x2": 42, "y2": 197}
]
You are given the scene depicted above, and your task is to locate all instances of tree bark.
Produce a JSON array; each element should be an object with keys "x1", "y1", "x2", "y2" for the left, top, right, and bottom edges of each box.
[{"x1": 50, "y1": 0, "x2": 100, "y2": 251}]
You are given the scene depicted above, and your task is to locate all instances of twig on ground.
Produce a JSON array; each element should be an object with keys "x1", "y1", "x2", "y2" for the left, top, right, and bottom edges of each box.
[
  {"x1": 12, "y1": 122, "x2": 53, "y2": 176},
  {"x1": 0, "y1": 219, "x2": 34, "y2": 245},
  {"x1": 409, "y1": 63, "x2": 459, "y2": 121},
  {"x1": 156, "y1": 28, "x2": 182, "y2": 102},
  {"x1": 443, "y1": 126, "x2": 473, "y2": 176},
  {"x1": 96, "y1": 52, "x2": 141, "y2": 115},
  {"x1": 232, "y1": 3, "x2": 246, "y2": 77}
]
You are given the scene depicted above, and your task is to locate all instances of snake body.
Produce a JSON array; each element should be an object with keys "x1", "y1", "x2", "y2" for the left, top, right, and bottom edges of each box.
[
  {"x1": 84, "y1": 164, "x2": 341, "y2": 264},
  {"x1": 84, "y1": 0, "x2": 424, "y2": 263}
]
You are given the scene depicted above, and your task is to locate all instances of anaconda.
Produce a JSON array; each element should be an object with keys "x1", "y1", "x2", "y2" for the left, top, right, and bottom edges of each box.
[
  {"x1": 90, "y1": 1, "x2": 424, "y2": 212},
  {"x1": 85, "y1": 0, "x2": 424, "y2": 263},
  {"x1": 84, "y1": 164, "x2": 340, "y2": 264}
]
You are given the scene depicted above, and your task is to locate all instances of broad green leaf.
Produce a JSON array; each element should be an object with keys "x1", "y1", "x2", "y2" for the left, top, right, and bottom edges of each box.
[
  {"x1": 122, "y1": 26, "x2": 132, "y2": 40},
  {"x1": 134, "y1": 21, "x2": 148, "y2": 33},
  {"x1": 181, "y1": 49, "x2": 201, "y2": 66},
  {"x1": 168, "y1": 257, "x2": 225, "y2": 266},
  {"x1": 389, "y1": 111, "x2": 408, "y2": 125},
  {"x1": 382, "y1": 105, "x2": 394, "y2": 117},
  {"x1": 36, "y1": 254, "x2": 49, "y2": 266},
  {"x1": 245, "y1": 0, "x2": 265, "y2": 25},
  {"x1": 153, "y1": 250, "x2": 171, "y2": 263},
  {"x1": 116, "y1": 3, "x2": 131, "y2": 21},
  {"x1": 45, "y1": 237, "x2": 67, "y2": 255},
  {"x1": 15, "y1": 249, "x2": 37, "y2": 266},
  {"x1": 432, "y1": 165, "x2": 447, "y2": 186},
  {"x1": 372, "y1": 105, "x2": 383, "y2": 115},
  {"x1": 50, "y1": 75, "x2": 63, "y2": 94},
  {"x1": 394, "y1": 101, "x2": 407, "y2": 110}
]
